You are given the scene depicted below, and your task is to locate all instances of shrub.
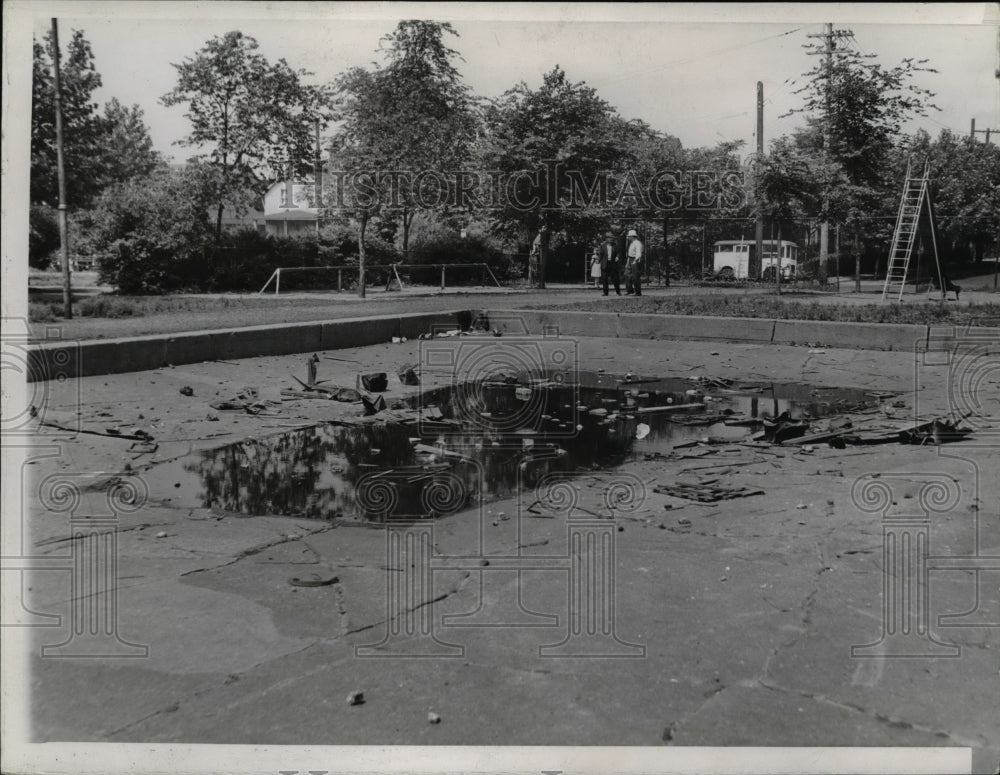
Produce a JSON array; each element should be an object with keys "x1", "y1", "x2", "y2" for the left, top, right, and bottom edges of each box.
[
  {"x1": 90, "y1": 167, "x2": 215, "y2": 293},
  {"x1": 77, "y1": 295, "x2": 139, "y2": 318},
  {"x1": 29, "y1": 205, "x2": 60, "y2": 269},
  {"x1": 404, "y1": 218, "x2": 512, "y2": 283},
  {"x1": 28, "y1": 301, "x2": 61, "y2": 322}
]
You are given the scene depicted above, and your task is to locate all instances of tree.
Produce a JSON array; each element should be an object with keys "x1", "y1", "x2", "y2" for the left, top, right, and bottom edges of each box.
[
  {"x1": 98, "y1": 98, "x2": 163, "y2": 187},
  {"x1": 162, "y1": 31, "x2": 331, "y2": 241},
  {"x1": 328, "y1": 66, "x2": 391, "y2": 298},
  {"x1": 789, "y1": 29, "x2": 937, "y2": 185},
  {"x1": 83, "y1": 166, "x2": 217, "y2": 293},
  {"x1": 32, "y1": 29, "x2": 163, "y2": 209},
  {"x1": 922, "y1": 131, "x2": 1000, "y2": 263},
  {"x1": 669, "y1": 138, "x2": 747, "y2": 280},
  {"x1": 31, "y1": 28, "x2": 106, "y2": 207},
  {"x1": 330, "y1": 21, "x2": 479, "y2": 297},
  {"x1": 477, "y1": 66, "x2": 625, "y2": 281},
  {"x1": 784, "y1": 28, "x2": 939, "y2": 282},
  {"x1": 29, "y1": 205, "x2": 61, "y2": 269},
  {"x1": 754, "y1": 138, "x2": 821, "y2": 291},
  {"x1": 375, "y1": 21, "x2": 479, "y2": 254}
]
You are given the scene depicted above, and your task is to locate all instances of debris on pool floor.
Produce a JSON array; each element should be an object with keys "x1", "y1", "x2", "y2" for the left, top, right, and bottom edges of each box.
[{"x1": 126, "y1": 369, "x2": 975, "y2": 522}]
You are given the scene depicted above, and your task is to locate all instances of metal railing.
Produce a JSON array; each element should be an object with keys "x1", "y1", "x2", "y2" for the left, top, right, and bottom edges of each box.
[{"x1": 258, "y1": 262, "x2": 503, "y2": 295}]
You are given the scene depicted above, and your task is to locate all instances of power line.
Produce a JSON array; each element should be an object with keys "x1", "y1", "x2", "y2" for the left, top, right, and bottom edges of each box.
[
  {"x1": 590, "y1": 26, "x2": 803, "y2": 87},
  {"x1": 762, "y1": 76, "x2": 800, "y2": 106}
]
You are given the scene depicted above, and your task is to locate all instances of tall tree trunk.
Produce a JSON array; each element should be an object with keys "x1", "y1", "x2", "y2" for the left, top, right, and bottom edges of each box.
[
  {"x1": 854, "y1": 231, "x2": 861, "y2": 293},
  {"x1": 662, "y1": 216, "x2": 670, "y2": 286},
  {"x1": 538, "y1": 228, "x2": 548, "y2": 290},
  {"x1": 401, "y1": 209, "x2": 412, "y2": 258},
  {"x1": 358, "y1": 213, "x2": 368, "y2": 299},
  {"x1": 217, "y1": 109, "x2": 229, "y2": 245}
]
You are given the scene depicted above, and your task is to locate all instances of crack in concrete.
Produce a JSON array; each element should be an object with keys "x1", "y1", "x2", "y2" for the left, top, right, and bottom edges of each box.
[
  {"x1": 178, "y1": 525, "x2": 337, "y2": 579},
  {"x1": 341, "y1": 568, "x2": 473, "y2": 637},
  {"x1": 669, "y1": 680, "x2": 732, "y2": 739},
  {"x1": 33, "y1": 521, "x2": 178, "y2": 550},
  {"x1": 754, "y1": 676, "x2": 989, "y2": 749},
  {"x1": 759, "y1": 582, "x2": 818, "y2": 682},
  {"x1": 104, "y1": 639, "x2": 323, "y2": 740},
  {"x1": 343, "y1": 592, "x2": 452, "y2": 636}
]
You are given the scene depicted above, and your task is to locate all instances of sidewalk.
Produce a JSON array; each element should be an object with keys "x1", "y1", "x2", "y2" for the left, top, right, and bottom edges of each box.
[{"x1": 25, "y1": 276, "x2": 997, "y2": 343}]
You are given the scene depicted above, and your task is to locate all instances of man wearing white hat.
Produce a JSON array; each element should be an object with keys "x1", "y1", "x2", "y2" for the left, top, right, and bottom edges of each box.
[{"x1": 624, "y1": 228, "x2": 644, "y2": 296}]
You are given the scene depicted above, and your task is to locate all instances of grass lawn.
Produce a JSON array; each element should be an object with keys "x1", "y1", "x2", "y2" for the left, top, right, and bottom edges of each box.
[
  {"x1": 22, "y1": 264, "x2": 1000, "y2": 340},
  {"x1": 534, "y1": 294, "x2": 1000, "y2": 327}
]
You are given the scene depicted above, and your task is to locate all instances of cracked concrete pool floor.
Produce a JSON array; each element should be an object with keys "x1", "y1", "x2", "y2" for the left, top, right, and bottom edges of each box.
[{"x1": 12, "y1": 332, "x2": 1000, "y2": 772}]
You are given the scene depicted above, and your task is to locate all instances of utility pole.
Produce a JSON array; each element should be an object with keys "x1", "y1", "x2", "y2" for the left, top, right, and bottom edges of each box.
[
  {"x1": 314, "y1": 120, "x2": 322, "y2": 237},
  {"x1": 805, "y1": 23, "x2": 849, "y2": 286},
  {"x1": 51, "y1": 18, "x2": 72, "y2": 319},
  {"x1": 754, "y1": 81, "x2": 764, "y2": 282},
  {"x1": 969, "y1": 118, "x2": 999, "y2": 145},
  {"x1": 818, "y1": 22, "x2": 833, "y2": 286}
]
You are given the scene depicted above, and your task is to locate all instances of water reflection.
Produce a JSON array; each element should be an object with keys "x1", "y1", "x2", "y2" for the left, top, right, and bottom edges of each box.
[{"x1": 176, "y1": 374, "x2": 876, "y2": 521}]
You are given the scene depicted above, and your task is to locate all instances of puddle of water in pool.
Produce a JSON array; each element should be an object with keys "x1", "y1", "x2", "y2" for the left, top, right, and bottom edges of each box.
[{"x1": 152, "y1": 373, "x2": 878, "y2": 521}]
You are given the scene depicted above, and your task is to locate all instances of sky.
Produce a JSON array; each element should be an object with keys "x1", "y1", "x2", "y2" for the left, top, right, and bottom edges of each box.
[{"x1": 7, "y1": 2, "x2": 1000, "y2": 165}]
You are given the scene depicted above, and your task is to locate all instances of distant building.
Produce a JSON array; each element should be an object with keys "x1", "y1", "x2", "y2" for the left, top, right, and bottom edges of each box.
[{"x1": 263, "y1": 179, "x2": 322, "y2": 237}]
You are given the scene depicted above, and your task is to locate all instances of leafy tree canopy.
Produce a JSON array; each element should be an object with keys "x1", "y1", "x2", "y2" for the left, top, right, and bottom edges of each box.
[
  {"x1": 785, "y1": 28, "x2": 938, "y2": 191},
  {"x1": 477, "y1": 65, "x2": 624, "y2": 244},
  {"x1": 31, "y1": 28, "x2": 161, "y2": 208},
  {"x1": 330, "y1": 20, "x2": 480, "y2": 290},
  {"x1": 162, "y1": 31, "x2": 332, "y2": 239}
]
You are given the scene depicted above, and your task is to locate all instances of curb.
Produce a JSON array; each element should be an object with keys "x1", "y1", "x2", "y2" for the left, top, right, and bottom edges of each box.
[
  {"x1": 492, "y1": 309, "x2": 933, "y2": 352},
  {"x1": 26, "y1": 310, "x2": 469, "y2": 382},
  {"x1": 25, "y1": 309, "x2": 1000, "y2": 381}
]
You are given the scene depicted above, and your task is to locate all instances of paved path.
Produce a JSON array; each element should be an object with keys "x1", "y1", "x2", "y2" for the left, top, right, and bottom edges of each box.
[{"x1": 26, "y1": 274, "x2": 1000, "y2": 342}]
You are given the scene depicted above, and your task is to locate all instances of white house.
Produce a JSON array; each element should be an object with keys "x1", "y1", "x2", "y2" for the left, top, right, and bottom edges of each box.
[{"x1": 263, "y1": 179, "x2": 321, "y2": 237}]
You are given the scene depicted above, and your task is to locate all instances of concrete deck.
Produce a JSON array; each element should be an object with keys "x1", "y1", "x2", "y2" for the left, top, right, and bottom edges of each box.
[{"x1": 4, "y1": 316, "x2": 999, "y2": 774}]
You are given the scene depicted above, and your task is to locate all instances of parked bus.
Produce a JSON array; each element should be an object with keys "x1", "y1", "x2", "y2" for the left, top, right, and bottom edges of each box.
[{"x1": 712, "y1": 239, "x2": 798, "y2": 280}]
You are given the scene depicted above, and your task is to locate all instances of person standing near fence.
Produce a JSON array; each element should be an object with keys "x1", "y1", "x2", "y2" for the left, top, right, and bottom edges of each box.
[
  {"x1": 590, "y1": 250, "x2": 602, "y2": 287},
  {"x1": 529, "y1": 225, "x2": 547, "y2": 288},
  {"x1": 600, "y1": 230, "x2": 621, "y2": 296},
  {"x1": 624, "y1": 229, "x2": 644, "y2": 296}
]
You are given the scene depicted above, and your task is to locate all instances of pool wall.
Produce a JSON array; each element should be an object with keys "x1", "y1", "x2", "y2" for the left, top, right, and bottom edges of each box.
[{"x1": 25, "y1": 309, "x2": 999, "y2": 381}]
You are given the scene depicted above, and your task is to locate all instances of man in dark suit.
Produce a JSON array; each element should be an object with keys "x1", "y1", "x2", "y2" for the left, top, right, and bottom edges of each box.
[{"x1": 600, "y1": 230, "x2": 621, "y2": 296}]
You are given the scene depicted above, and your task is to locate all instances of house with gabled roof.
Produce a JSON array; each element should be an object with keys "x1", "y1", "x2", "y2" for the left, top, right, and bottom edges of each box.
[{"x1": 263, "y1": 178, "x2": 321, "y2": 237}]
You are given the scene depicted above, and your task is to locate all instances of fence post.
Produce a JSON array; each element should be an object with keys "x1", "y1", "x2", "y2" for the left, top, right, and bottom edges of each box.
[
  {"x1": 258, "y1": 269, "x2": 277, "y2": 295},
  {"x1": 275, "y1": 267, "x2": 281, "y2": 295},
  {"x1": 440, "y1": 265, "x2": 446, "y2": 291},
  {"x1": 338, "y1": 269, "x2": 342, "y2": 293},
  {"x1": 486, "y1": 264, "x2": 502, "y2": 288}
]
